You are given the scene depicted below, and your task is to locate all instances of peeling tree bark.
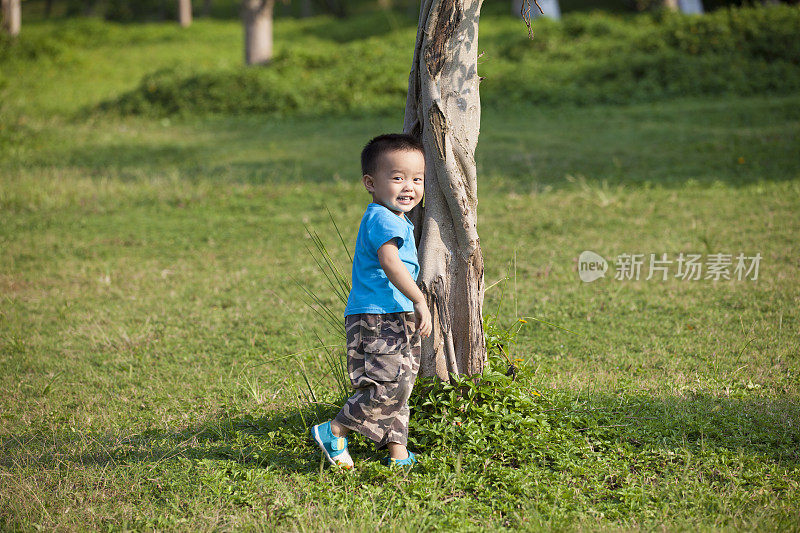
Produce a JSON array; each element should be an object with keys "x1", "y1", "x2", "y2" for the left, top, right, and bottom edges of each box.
[
  {"x1": 242, "y1": 0, "x2": 275, "y2": 65},
  {"x1": 403, "y1": 0, "x2": 486, "y2": 381}
]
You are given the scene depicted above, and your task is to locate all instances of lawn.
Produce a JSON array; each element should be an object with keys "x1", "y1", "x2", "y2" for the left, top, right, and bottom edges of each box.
[{"x1": 1, "y1": 7, "x2": 799, "y2": 532}]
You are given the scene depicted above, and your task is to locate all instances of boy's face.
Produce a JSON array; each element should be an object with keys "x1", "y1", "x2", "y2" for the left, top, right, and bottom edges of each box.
[{"x1": 363, "y1": 149, "x2": 425, "y2": 217}]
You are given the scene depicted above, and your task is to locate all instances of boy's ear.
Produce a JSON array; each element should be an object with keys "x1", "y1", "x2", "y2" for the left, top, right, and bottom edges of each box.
[{"x1": 362, "y1": 174, "x2": 375, "y2": 193}]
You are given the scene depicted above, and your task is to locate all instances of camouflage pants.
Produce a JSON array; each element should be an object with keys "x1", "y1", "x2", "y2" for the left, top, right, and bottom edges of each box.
[{"x1": 334, "y1": 311, "x2": 422, "y2": 449}]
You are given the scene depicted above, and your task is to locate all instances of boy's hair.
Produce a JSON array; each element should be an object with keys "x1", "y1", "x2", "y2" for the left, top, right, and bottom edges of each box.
[{"x1": 361, "y1": 134, "x2": 425, "y2": 177}]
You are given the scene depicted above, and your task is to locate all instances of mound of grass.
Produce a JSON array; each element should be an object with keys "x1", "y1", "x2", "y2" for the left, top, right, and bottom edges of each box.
[
  {"x1": 92, "y1": 4, "x2": 800, "y2": 117},
  {"x1": 102, "y1": 35, "x2": 411, "y2": 117}
]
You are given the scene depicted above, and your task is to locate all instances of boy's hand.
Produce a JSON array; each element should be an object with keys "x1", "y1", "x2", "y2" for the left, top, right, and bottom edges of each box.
[{"x1": 414, "y1": 301, "x2": 432, "y2": 338}]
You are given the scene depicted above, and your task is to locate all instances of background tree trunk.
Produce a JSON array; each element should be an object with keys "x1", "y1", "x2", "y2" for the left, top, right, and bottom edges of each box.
[
  {"x1": 2, "y1": 0, "x2": 21, "y2": 36},
  {"x1": 242, "y1": 0, "x2": 275, "y2": 65},
  {"x1": 664, "y1": 0, "x2": 679, "y2": 10},
  {"x1": 178, "y1": 0, "x2": 192, "y2": 26},
  {"x1": 202, "y1": 0, "x2": 213, "y2": 17},
  {"x1": 403, "y1": 0, "x2": 486, "y2": 381}
]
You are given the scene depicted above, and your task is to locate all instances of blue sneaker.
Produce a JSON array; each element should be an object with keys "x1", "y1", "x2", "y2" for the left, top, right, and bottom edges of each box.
[
  {"x1": 311, "y1": 421, "x2": 354, "y2": 469},
  {"x1": 382, "y1": 450, "x2": 417, "y2": 469}
]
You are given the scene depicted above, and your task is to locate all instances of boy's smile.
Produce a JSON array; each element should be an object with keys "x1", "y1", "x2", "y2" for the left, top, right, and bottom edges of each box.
[{"x1": 363, "y1": 149, "x2": 425, "y2": 216}]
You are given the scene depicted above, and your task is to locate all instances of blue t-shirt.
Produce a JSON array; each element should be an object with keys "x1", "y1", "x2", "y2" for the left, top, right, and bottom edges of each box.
[{"x1": 344, "y1": 202, "x2": 420, "y2": 317}]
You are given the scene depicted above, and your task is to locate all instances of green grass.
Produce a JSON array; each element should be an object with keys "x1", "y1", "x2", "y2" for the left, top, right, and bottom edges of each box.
[{"x1": 2, "y1": 9, "x2": 800, "y2": 532}]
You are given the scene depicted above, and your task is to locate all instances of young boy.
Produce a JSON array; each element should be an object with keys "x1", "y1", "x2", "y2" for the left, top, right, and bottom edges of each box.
[{"x1": 311, "y1": 133, "x2": 432, "y2": 469}]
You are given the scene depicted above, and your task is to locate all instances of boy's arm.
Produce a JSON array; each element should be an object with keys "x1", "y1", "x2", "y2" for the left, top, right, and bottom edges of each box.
[{"x1": 377, "y1": 240, "x2": 432, "y2": 338}]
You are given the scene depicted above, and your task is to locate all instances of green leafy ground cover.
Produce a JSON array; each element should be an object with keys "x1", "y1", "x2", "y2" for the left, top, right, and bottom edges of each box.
[{"x1": 2, "y1": 7, "x2": 800, "y2": 532}]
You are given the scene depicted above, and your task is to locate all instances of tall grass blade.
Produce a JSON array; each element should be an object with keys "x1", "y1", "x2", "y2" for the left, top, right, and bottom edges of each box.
[{"x1": 326, "y1": 204, "x2": 353, "y2": 266}]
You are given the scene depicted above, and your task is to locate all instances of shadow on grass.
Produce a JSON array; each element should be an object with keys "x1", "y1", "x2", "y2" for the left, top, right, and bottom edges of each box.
[
  {"x1": 33, "y1": 93, "x2": 799, "y2": 192},
  {"x1": 0, "y1": 401, "x2": 337, "y2": 474},
  {"x1": 1, "y1": 391, "x2": 798, "y2": 474},
  {"x1": 547, "y1": 391, "x2": 800, "y2": 465}
]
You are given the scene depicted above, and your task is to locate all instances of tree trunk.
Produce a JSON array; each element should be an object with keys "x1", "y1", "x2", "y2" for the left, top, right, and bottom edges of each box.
[
  {"x1": 403, "y1": 0, "x2": 486, "y2": 381},
  {"x1": 203, "y1": 0, "x2": 213, "y2": 17},
  {"x1": 178, "y1": 0, "x2": 192, "y2": 26},
  {"x1": 242, "y1": 0, "x2": 275, "y2": 65},
  {"x1": 301, "y1": 0, "x2": 312, "y2": 17},
  {"x1": 664, "y1": 0, "x2": 679, "y2": 10},
  {"x1": 45, "y1": 0, "x2": 54, "y2": 18},
  {"x1": 2, "y1": 0, "x2": 21, "y2": 36}
]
